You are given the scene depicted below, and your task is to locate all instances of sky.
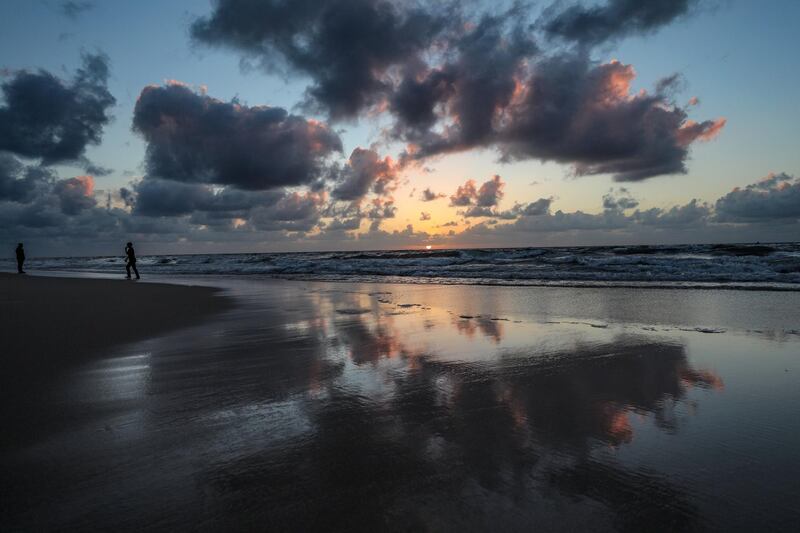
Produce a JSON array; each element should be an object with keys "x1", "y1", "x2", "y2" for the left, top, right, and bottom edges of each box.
[{"x1": 0, "y1": 0, "x2": 798, "y2": 256}]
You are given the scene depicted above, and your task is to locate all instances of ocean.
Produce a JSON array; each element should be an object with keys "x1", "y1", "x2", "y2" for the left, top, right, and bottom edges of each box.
[{"x1": 5, "y1": 242, "x2": 800, "y2": 290}]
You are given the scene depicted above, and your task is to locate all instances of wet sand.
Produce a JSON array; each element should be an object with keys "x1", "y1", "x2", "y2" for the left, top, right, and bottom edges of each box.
[
  {"x1": 1, "y1": 275, "x2": 799, "y2": 531},
  {"x1": 0, "y1": 273, "x2": 232, "y2": 448}
]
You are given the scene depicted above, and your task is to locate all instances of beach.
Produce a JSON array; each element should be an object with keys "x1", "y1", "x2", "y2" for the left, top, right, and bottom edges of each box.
[{"x1": 1, "y1": 273, "x2": 799, "y2": 531}]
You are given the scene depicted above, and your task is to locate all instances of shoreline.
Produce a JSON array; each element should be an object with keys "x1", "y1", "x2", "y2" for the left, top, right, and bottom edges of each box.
[{"x1": 4, "y1": 269, "x2": 800, "y2": 293}]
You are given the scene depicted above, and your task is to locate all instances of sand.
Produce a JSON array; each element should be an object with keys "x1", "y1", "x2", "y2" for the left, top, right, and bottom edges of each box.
[
  {"x1": 2, "y1": 274, "x2": 799, "y2": 531},
  {"x1": 0, "y1": 273, "x2": 231, "y2": 448},
  {"x1": 0, "y1": 273, "x2": 230, "y2": 376}
]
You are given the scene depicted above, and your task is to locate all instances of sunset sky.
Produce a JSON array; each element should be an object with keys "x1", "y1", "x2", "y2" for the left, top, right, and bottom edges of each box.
[{"x1": 1, "y1": 0, "x2": 798, "y2": 255}]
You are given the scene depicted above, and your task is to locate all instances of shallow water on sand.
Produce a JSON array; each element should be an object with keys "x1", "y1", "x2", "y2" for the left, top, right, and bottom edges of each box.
[{"x1": 2, "y1": 277, "x2": 800, "y2": 531}]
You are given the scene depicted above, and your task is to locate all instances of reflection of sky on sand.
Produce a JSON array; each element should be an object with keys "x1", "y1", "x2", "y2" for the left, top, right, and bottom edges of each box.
[{"x1": 4, "y1": 278, "x2": 800, "y2": 531}]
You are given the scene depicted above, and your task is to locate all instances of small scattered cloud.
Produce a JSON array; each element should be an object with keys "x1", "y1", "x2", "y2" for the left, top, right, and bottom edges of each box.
[
  {"x1": 59, "y1": 1, "x2": 94, "y2": 20},
  {"x1": 420, "y1": 187, "x2": 446, "y2": 202}
]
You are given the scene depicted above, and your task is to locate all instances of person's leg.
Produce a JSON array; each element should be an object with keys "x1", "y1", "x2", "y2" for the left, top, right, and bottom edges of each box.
[
  {"x1": 126, "y1": 263, "x2": 131, "y2": 278},
  {"x1": 133, "y1": 263, "x2": 140, "y2": 279},
  {"x1": 17, "y1": 260, "x2": 23, "y2": 273}
]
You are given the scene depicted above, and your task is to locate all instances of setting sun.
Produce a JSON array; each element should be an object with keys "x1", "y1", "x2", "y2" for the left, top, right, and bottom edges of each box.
[{"x1": 425, "y1": 245, "x2": 432, "y2": 250}]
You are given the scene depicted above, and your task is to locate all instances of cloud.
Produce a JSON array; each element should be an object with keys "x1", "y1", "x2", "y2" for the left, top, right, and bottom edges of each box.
[
  {"x1": 466, "y1": 197, "x2": 553, "y2": 220},
  {"x1": 450, "y1": 175, "x2": 505, "y2": 208},
  {"x1": 191, "y1": 0, "x2": 452, "y2": 119},
  {"x1": 0, "y1": 153, "x2": 53, "y2": 203},
  {"x1": 463, "y1": 206, "x2": 495, "y2": 218},
  {"x1": 83, "y1": 161, "x2": 113, "y2": 176},
  {"x1": 420, "y1": 211, "x2": 431, "y2": 221},
  {"x1": 191, "y1": 2, "x2": 723, "y2": 183},
  {"x1": 398, "y1": 52, "x2": 723, "y2": 182},
  {"x1": 450, "y1": 179, "x2": 477, "y2": 207},
  {"x1": 0, "y1": 53, "x2": 115, "y2": 165},
  {"x1": 476, "y1": 174, "x2": 504, "y2": 206},
  {"x1": 331, "y1": 147, "x2": 398, "y2": 201},
  {"x1": 3, "y1": 166, "x2": 798, "y2": 253},
  {"x1": 131, "y1": 178, "x2": 282, "y2": 217},
  {"x1": 325, "y1": 217, "x2": 362, "y2": 231},
  {"x1": 634, "y1": 199, "x2": 710, "y2": 227},
  {"x1": 498, "y1": 57, "x2": 725, "y2": 181},
  {"x1": 249, "y1": 192, "x2": 327, "y2": 231},
  {"x1": 132, "y1": 82, "x2": 342, "y2": 190},
  {"x1": 365, "y1": 197, "x2": 396, "y2": 231},
  {"x1": 463, "y1": 198, "x2": 711, "y2": 240},
  {"x1": 420, "y1": 187, "x2": 446, "y2": 202},
  {"x1": 715, "y1": 173, "x2": 800, "y2": 221},
  {"x1": 543, "y1": 0, "x2": 697, "y2": 46},
  {"x1": 393, "y1": 11, "x2": 535, "y2": 155},
  {"x1": 517, "y1": 197, "x2": 553, "y2": 216},
  {"x1": 53, "y1": 175, "x2": 96, "y2": 215},
  {"x1": 60, "y1": 1, "x2": 94, "y2": 20},
  {"x1": 603, "y1": 188, "x2": 639, "y2": 211},
  {"x1": 366, "y1": 198, "x2": 396, "y2": 220}
]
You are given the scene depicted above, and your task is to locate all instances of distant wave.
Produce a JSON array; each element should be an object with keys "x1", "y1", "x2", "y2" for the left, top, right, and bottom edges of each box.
[{"x1": 4, "y1": 243, "x2": 800, "y2": 290}]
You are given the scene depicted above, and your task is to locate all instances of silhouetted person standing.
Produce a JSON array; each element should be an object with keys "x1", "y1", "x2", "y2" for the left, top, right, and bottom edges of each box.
[
  {"x1": 15, "y1": 243, "x2": 25, "y2": 274},
  {"x1": 125, "y1": 242, "x2": 140, "y2": 280}
]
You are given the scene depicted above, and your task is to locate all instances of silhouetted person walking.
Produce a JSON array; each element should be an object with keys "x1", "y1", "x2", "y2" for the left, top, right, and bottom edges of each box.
[
  {"x1": 125, "y1": 242, "x2": 140, "y2": 280},
  {"x1": 15, "y1": 243, "x2": 25, "y2": 274}
]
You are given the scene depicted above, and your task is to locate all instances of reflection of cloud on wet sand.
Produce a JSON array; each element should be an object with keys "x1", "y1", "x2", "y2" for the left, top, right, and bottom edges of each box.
[
  {"x1": 453, "y1": 315, "x2": 504, "y2": 343},
  {"x1": 196, "y1": 288, "x2": 723, "y2": 531},
  {"x1": 4, "y1": 283, "x2": 727, "y2": 531}
]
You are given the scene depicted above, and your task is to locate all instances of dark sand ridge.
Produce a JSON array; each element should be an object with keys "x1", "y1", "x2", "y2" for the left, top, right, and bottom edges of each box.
[{"x1": 0, "y1": 273, "x2": 232, "y2": 448}]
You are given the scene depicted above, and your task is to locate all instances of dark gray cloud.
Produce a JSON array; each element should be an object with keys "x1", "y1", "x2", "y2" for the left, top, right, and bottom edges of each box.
[
  {"x1": 133, "y1": 83, "x2": 341, "y2": 190},
  {"x1": 191, "y1": 1, "x2": 722, "y2": 183},
  {"x1": 468, "y1": 195, "x2": 553, "y2": 219},
  {"x1": 131, "y1": 178, "x2": 283, "y2": 217},
  {"x1": 397, "y1": 52, "x2": 723, "y2": 182},
  {"x1": 83, "y1": 161, "x2": 113, "y2": 176},
  {"x1": 543, "y1": 0, "x2": 697, "y2": 46},
  {"x1": 463, "y1": 206, "x2": 495, "y2": 218},
  {"x1": 331, "y1": 148, "x2": 398, "y2": 201},
  {"x1": 715, "y1": 173, "x2": 800, "y2": 221},
  {"x1": 634, "y1": 199, "x2": 710, "y2": 227},
  {"x1": 366, "y1": 198, "x2": 396, "y2": 220},
  {"x1": 60, "y1": 1, "x2": 94, "y2": 20},
  {"x1": 450, "y1": 175, "x2": 505, "y2": 208},
  {"x1": 476, "y1": 174, "x2": 504, "y2": 206},
  {"x1": 53, "y1": 175, "x2": 97, "y2": 215},
  {"x1": 466, "y1": 199, "x2": 708, "y2": 238},
  {"x1": 516, "y1": 197, "x2": 553, "y2": 216},
  {"x1": 498, "y1": 56, "x2": 725, "y2": 181},
  {"x1": 450, "y1": 179, "x2": 477, "y2": 207},
  {"x1": 191, "y1": 0, "x2": 452, "y2": 119},
  {"x1": 420, "y1": 187, "x2": 446, "y2": 202},
  {"x1": 0, "y1": 153, "x2": 53, "y2": 203},
  {"x1": 603, "y1": 188, "x2": 639, "y2": 211},
  {"x1": 365, "y1": 198, "x2": 396, "y2": 231},
  {"x1": 249, "y1": 192, "x2": 327, "y2": 231},
  {"x1": 393, "y1": 11, "x2": 536, "y2": 155},
  {"x1": 0, "y1": 53, "x2": 115, "y2": 165},
  {"x1": 325, "y1": 217, "x2": 362, "y2": 232}
]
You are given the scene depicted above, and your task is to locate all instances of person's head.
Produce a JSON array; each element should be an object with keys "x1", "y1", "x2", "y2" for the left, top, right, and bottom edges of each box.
[
  {"x1": 17, "y1": 243, "x2": 23, "y2": 248},
  {"x1": 126, "y1": 242, "x2": 132, "y2": 247}
]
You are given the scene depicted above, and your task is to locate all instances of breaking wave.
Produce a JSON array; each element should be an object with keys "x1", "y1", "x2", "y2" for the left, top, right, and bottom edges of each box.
[{"x1": 5, "y1": 243, "x2": 800, "y2": 290}]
